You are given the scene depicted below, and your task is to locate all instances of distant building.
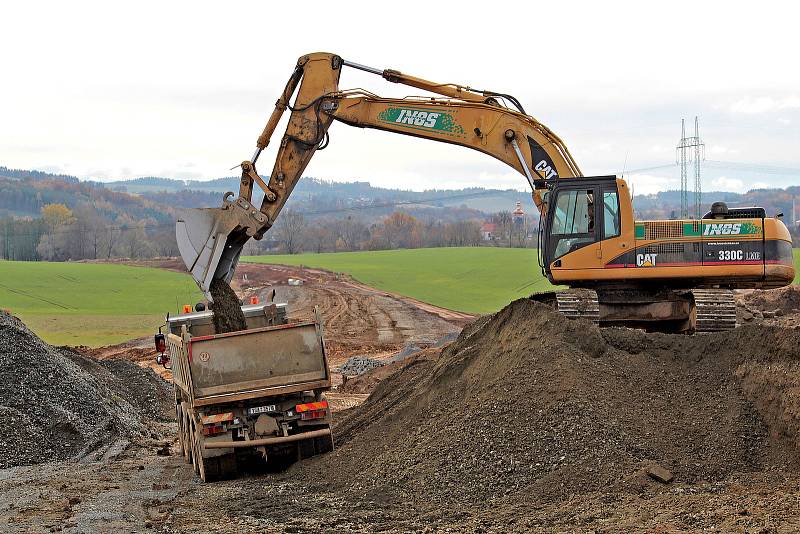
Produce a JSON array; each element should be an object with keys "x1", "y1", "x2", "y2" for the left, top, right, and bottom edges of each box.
[
  {"x1": 512, "y1": 201, "x2": 525, "y2": 226},
  {"x1": 480, "y1": 222, "x2": 497, "y2": 241}
]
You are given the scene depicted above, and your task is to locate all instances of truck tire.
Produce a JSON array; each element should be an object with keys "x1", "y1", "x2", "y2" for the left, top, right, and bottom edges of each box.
[
  {"x1": 175, "y1": 403, "x2": 185, "y2": 458},
  {"x1": 217, "y1": 454, "x2": 237, "y2": 480},
  {"x1": 193, "y1": 429, "x2": 222, "y2": 483},
  {"x1": 315, "y1": 432, "x2": 334, "y2": 455},
  {"x1": 180, "y1": 403, "x2": 192, "y2": 463},
  {"x1": 190, "y1": 425, "x2": 200, "y2": 477}
]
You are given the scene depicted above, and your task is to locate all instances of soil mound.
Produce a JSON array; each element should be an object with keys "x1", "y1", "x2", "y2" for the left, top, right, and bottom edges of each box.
[
  {"x1": 298, "y1": 298, "x2": 800, "y2": 505},
  {"x1": 740, "y1": 285, "x2": 800, "y2": 316},
  {"x1": 0, "y1": 311, "x2": 172, "y2": 468}
]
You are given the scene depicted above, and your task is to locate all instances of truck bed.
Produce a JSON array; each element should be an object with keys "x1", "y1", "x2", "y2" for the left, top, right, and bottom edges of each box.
[{"x1": 167, "y1": 306, "x2": 330, "y2": 407}]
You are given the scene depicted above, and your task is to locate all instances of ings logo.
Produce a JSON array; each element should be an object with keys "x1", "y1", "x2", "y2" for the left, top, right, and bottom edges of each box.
[
  {"x1": 378, "y1": 107, "x2": 465, "y2": 137},
  {"x1": 703, "y1": 223, "x2": 742, "y2": 236},
  {"x1": 394, "y1": 109, "x2": 440, "y2": 128}
]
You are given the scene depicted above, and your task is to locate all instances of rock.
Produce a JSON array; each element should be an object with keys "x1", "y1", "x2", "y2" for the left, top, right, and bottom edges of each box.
[
  {"x1": 339, "y1": 355, "x2": 385, "y2": 376},
  {"x1": 741, "y1": 311, "x2": 754, "y2": 321},
  {"x1": 646, "y1": 465, "x2": 674, "y2": 484},
  {"x1": 763, "y1": 310, "x2": 776, "y2": 319}
]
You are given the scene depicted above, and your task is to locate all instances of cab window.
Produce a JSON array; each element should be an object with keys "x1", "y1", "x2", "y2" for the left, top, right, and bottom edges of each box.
[
  {"x1": 551, "y1": 189, "x2": 595, "y2": 259},
  {"x1": 602, "y1": 190, "x2": 620, "y2": 239}
]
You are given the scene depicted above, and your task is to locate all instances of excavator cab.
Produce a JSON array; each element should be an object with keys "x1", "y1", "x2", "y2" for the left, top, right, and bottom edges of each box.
[{"x1": 540, "y1": 176, "x2": 622, "y2": 277}]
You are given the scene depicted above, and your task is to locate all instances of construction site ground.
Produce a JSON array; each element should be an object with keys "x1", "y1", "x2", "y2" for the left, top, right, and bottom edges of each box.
[{"x1": 4, "y1": 261, "x2": 800, "y2": 533}]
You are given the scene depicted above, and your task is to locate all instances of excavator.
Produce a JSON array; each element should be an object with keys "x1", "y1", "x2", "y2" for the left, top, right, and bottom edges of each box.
[{"x1": 177, "y1": 52, "x2": 795, "y2": 333}]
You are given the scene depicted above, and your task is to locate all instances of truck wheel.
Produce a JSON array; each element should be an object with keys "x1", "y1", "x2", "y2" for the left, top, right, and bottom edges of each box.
[
  {"x1": 180, "y1": 403, "x2": 192, "y2": 463},
  {"x1": 175, "y1": 404, "x2": 184, "y2": 457},
  {"x1": 217, "y1": 454, "x2": 238, "y2": 480},
  {"x1": 190, "y1": 425, "x2": 200, "y2": 476},
  {"x1": 298, "y1": 438, "x2": 315, "y2": 460},
  {"x1": 193, "y1": 430, "x2": 221, "y2": 482},
  {"x1": 315, "y1": 433, "x2": 334, "y2": 455}
]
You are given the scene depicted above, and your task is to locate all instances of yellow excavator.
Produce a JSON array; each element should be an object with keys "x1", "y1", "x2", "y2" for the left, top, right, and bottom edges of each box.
[{"x1": 177, "y1": 52, "x2": 795, "y2": 332}]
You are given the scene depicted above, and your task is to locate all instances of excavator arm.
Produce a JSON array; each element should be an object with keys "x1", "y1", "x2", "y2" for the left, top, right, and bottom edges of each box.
[{"x1": 177, "y1": 52, "x2": 583, "y2": 296}]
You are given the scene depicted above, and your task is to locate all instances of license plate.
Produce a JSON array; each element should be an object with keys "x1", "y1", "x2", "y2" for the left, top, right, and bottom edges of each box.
[{"x1": 248, "y1": 405, "x2": 276, "y2": 415}]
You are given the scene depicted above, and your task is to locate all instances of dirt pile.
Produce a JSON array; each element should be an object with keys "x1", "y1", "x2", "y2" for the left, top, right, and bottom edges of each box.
[
  {"x1": 738, "y1": 285, "x2": 800, "y2": 325},
  {"x1": 210, "y1": 278, "x2": 247, "y2": 334},
  {"x1": 296, "y1": 298, "x2": 800, "y2": 506},
  {"x1": 0, "y1": 311, "x2": 172, "y2": 468}
]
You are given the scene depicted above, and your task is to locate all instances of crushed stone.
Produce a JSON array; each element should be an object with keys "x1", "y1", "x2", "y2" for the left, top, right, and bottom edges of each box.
[{"x1": 0, "y1": 311, "x2": 172, "y2": 468}]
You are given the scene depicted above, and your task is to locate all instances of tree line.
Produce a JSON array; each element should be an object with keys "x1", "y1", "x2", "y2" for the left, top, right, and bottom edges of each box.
[
  {"x1": 0, "y1": 204, "x2": 177, "y2": 261},
  {"x1": 245, "y1": 209, "x2": 538, "y2": 255},
  {"x1": 1, "y1": 204, "x2": 538, "y2": 262}
]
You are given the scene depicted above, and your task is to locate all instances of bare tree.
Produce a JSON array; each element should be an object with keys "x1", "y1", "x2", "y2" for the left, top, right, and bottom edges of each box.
[
  {"x1": 332, "y1": 216, "x2": 367, "y2": 251},
  {"x1": 273, "y1": 209, "x2": 306, "y2": 254},
  {"x1": 306, "y1": 222, "x2": 334, "y2": 253},
  {"x1": 496, "y1": 211, "x2": 512, "y2": 247}
]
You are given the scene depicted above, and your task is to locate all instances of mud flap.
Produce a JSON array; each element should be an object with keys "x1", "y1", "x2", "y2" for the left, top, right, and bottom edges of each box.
[{"x1": 176, "y1": 193, "x2": 268, "y2": 298}]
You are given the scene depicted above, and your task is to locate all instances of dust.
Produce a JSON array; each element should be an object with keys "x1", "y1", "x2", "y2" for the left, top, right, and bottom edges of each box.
[{"x1": 209, "y1": 278, "x2": 247, "y2": 334}]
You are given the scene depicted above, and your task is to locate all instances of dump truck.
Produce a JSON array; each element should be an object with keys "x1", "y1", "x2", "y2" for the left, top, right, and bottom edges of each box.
[{"x1": 155, "y1": 301, "x2": 334, "y2": 482}]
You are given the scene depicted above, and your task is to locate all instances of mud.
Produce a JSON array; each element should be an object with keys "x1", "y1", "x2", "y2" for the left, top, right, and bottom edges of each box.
[
  {"x1": 237, "y1": 263, "x2": 468, "y2": 364},
  {"x1": 209, "y1": 278, "x2": 246, "y2": 334}
]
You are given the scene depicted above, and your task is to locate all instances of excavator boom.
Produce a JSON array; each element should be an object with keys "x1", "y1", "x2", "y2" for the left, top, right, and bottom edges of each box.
[{"x1": 178, "y1": 52, "x2": 582, "y2": 296}]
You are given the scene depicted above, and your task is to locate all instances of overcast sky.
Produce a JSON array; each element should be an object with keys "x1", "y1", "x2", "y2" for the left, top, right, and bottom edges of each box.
[{"x1": 2, "y1": 0, "x2": 799, "y2": 195}]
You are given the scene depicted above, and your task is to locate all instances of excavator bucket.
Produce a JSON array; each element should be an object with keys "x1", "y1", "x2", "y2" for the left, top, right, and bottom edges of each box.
[{"x1": 176, "y1": 194, "x2": 268, "y2": 298}]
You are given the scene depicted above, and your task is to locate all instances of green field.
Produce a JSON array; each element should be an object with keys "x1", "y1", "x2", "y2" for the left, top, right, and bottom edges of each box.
[
  {"x1": 795, "y1": 249, "x2": 800, "y2": 284},
  {"x1": 1, "y1": 248, "x2": 798, "y2": 347},
  {"x1": 246, "y1": 247, "x2": 800, "y2": 314},
  {"x1": 0, "y1": 261, "x2": 202, "y2": 346},
  {"x1": 245, "y1": 248, "x2": 557, "y2": 314}
]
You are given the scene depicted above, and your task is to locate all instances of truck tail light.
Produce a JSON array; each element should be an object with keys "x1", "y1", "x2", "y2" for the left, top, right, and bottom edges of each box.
[
  {"x1": 202, "y1": 424, "x2": 226, "y2": 436},
  {"x1": 300, "y1": 409, "x2": 327, "y2": 421},
  {"x1": 154, "y1": 333, "x2": 166, "y2": 353},
  {"x1": 250, "y1": 296, "x2": 259, "y2": 305},
  {"x1": 295, "y1": 400, "x2": 328, "y2": 413}
]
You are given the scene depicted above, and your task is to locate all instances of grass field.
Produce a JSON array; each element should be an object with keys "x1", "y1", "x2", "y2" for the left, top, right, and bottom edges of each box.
[
  {"x1": 0, "y1": 261, "x2": 202, "y2": 346},
  {"x1": 245, "y1": 248, "x2": 557, "y2": 314},
  {"x1": 1, "y1": 248, "x2": 798, "y2": 347},
  {"x1": 795, "y1": 249, "x2": 800, "y2": 284},
  {"x1": 246, "y1": 247, "x2": 800, "y2": 314}
]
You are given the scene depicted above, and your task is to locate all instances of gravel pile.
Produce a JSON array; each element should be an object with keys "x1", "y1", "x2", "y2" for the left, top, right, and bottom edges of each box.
[
  {"x1": 295, "y1": 298, "x2": 800, "y2": 506},
  {"x1": 0, "y1": 311, "x2": 171, "y2": 468},
  {"x1": 337, "y1": 355, "x2": 385, "y2": 377}
]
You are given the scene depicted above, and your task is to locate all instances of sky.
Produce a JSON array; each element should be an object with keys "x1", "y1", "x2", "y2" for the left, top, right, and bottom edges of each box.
[{"x1": 1, "y1": 0, "x2": 799, "y2": 195}]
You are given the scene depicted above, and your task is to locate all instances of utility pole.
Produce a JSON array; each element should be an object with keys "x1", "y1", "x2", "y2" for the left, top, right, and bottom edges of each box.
[
  {"x1": 693, "y1": 117, "x2": 703, "y2": 218},
  {"x1": 676, "y1": 117, "x2": 705, "y2": 218}
]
